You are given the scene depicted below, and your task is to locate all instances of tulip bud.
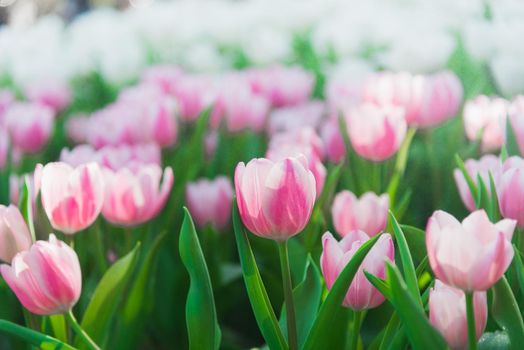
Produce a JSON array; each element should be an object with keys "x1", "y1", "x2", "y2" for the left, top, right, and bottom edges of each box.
[
  {"x1": 0, "y1": 205, "x2": 32, "y2": 263},
  {"x1": 429, "y1": 280, "x2": 487, "y2": 349},
  {"x1": 345, "y1": 104, "x2": 406, "y2": 162},
  {"x1": 332, "y1": 191, "x2": 389, "y2": 237},
  {"x1": 426, "y1": 210, "x2": 515, "y2": 291},
  {"x1": 235, "y1": 156, "x2": 316, "y2": 240},
  {"x1": 102, "y1": 164, "x2": 174, "y2": 226},
  {"x1": 321, "y1": 118, "x2": 346, "y2": 163},
  {"x1": 0, "y1": 234, "x2": 81, "y2": 315},
  {"x1": 25, "y1": 79, "x2": 71, "y2": 113},
  {"x1": 499, "y1": 156, "x2": 524, "y2": 227},
  {"x1": 40, "y1": 162, "x2": 105, "y2": 234},
  {"x1": 320, "y1": 231, "x2": 394, "y2": 310},
  {"x1": 186, "y1": 176, "x2": 234, "y2": 230}
]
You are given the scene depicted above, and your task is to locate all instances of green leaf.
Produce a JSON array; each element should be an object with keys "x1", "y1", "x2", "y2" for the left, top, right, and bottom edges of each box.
[
  {"x1": 506, "y1": 116, "x2": 521, "y2": 156},
  {"x1": 316, "y1": 163, "x2": 343, "y2": 211},
  {"x1": 399, "y1": 224, "x2": 427, "y2": 265},
  {"x1": 279, "y1": 257, "x2": 322, "y2": 349},
  {"x1": 17, "y1": 175, "x2": 35, "y2": 241},
  {"x1": 488, "y1": 172, "x2": 501, "y2": 221},
  {"x1": 179, "y1": 208, "x2": 221, "y2": 350},
  {"x1": 388, "y1": 211, "x2": 422, "y2": 308},
  {"x1": 0, "y1": 319, "x2": 76, "y2": 350},
  {"x1": 476, "y1": 174, "x2": 492, "y2": 218},
  {"x1": 478, "y1": 331, "x2": 511, "y2": 350},
  {"x1": 491, "y1": 276, "x2": 524, "y2": 349},
  {"x1": 232, "y1": 203, "x2": 287, "y2": 350},
  {"x1": 78, "y1": 243, "x2": 141, "y2": 348},
  {"x1": 455, "y1": 154, "x2": 478, "y2": 204},
  {"x1": 303, "y1": 234, "x2": 381, "y2": 350},
  {"x1": 385, "y1": 263, "x2": 448, "y2": 350},
  {"x1": 512, "y1": 245, "x2": 524, "y2": 298},
  {"x1": 114, "y1": 231, "x2": 168, "y2": 349},
  {"x1": 364, "y1": 271, "x2": 391, "y2": 300},
  {"x1": 48, "y1": 315, "x2": 67, "y2": 343},
  {"x1": 501, "y1": 145, "x2": 509, "y2": 162},
  {"x1": 387, "y1": 128, "x2": 416, "y2": 206},
  {"x1": 378, "y1": 312, "x2": 400, "y2": 350}
]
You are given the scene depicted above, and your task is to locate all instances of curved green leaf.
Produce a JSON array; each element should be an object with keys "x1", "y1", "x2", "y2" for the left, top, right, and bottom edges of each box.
[
  {"x1": 303, "y1": 234, "x2": 381, "y2": 350},
  {"x1": 279, "y1": 256, "x2": 322, "y2": 349},
  {"x1": 491, "y1": 276, "x2": 524, "y2": 349},
  {"x1": 78, "y1": 243, "x2": 141, "y2": 348},
  {"x1": 232, "y1": 203, "x2": 287, "y2": 350},
  {"x1": 18, "y1": 175, "x2": 35, "y2": 241},
  {"x1": 399, "y1": 224, "x2": 426, "y2": 264},
  {"x1": 385, "y1": 263, "x2": 448, "y2": 350},
  {"x1": 506, "y1": 116, "x2": 521, "y2": 157},
  {"x1": 0, "y1": 319, "x2": 76, "y2": 350},
  {"x1": 180, "y1": 208, "x2": 221, "y2": 350},
  {"x1": 478, "y1": 331, "x2": 511, "y2": 350},
  {"x1": 388, "y1": 212, "x2": 422, "y2": 308},
  {"x1": 455, "y1": 154, "x2": 478, "y2": 203}
]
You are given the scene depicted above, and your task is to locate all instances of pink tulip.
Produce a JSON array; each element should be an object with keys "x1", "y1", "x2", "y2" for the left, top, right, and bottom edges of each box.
[
  {"x1": 269, "y1": 127, "x2": 325, "y2": 161},
  {"x1": 4, "y1": 102, "x2": 54, "y2": 153},
  {"x1": 65, "y1": 113, "x2": 90, "y2": 143},
  {"x1": 332, "y1": 191, "x2": 389, "y2": 237},
  {"x1": 321, "y1": 118, "x2": 346, "y2": 163},
  {"x1": 102, "y1": 164, "x2": 174, "y2": 226},
  {"x1": 268, "y1": 101, "x2": 324, "y2": 135},
  {"x1": 186, "y1": 176, "x2": 234, "y2": 230},
  {"x1": 463, "y1": 95, "x2": 509, "y2": 152},
  {"x1": 172, "y1": 75, "x2": 216, "y2": 122},
  {"x1": 247, "y1": 65, "x2": 314, "y2": 107},
  {"x1": 498, "y1": 156, "x2": 524, "y2": 227},
  {"x1": 40, "y1": 162, "x2": 105, "y2": 234},
  {"x1": 235, "y1": 156, "x2": 316, "y2": 240},
  {"x1": 0, "y1": 128, "x2": 9, "y2": 170},
  {"x1": 509, "y1": 95, "x2": 524, "y2": 155},
  {"x1": 363, "y1": 70, "x2": 462, "y2": 128},
  {"x1": 25, "y1": 79, "x2": 71, "y2": 112},
  {"x1": 453, "y1": 155, "x2": 502, "y2": 212},
  {"x1": 204, "y1": 131, "x2": 218, "y2": 159},
  {"x1": 9, "y1": 169, "x2": 40, "y2": 208},
  {"x1": 345, "y1": 104, "x2": 407, "y2": 162},
  {"x1": 0, "y1": 90, "x2": 15, "y2": 125},
  {"x1": 429, "y1": 280, "x2": 487, "y2": 349},
  {"x1": 0, "y1": 234, "x2": 81, "y2": 315},
  {"x1": 0, "y1": 205, "x2": 32, "y2": 263},
  {"x1": 426, "y1": 210, "x2": 515, "y2": 291},
  {"x1": 141, "y1": 65, "x2": 184, "y2": 94},
  {"x1": 320, "y1": 231, "x2": 394, "y2": 310}
]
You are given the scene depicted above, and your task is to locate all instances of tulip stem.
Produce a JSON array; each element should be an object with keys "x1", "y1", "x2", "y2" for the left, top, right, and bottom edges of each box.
[
  {"x1": 65, "y1": 310, "x2": 101, "y2": 350},
  {"x1": 465, "y1": 292, "x2": 477, "y2": 350},
  {"x1": 278, "y1": 240, "x2": 298, "y2": 350},
  {"x1": 350, "y1": 311, "x2": 363, "y2": 350}
]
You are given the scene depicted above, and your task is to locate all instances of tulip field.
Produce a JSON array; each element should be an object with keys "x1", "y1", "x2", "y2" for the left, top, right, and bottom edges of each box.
[{"x1": 2, "y1": 0, "x2": 524, "y2": 349}]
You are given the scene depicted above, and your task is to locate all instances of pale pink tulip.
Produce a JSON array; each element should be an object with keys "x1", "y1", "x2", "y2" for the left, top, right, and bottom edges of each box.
[
  {"x1": 25, "y1": 79, "x2": 71, "y2": 112},
  {"x1": 498, "y1": 156, "x2": 524, "y2": 227},
  {"x1": 247, "y1": 65, "x2": 314, "y2": 107},
  {"x1": 321, "y1": 118, "x2": 346, "y2": 163},
  {"x1": 65, "y1": 113, "x2": 90, "y2": 143},
  {"x1": 269, "y1": 127, "x2": 325, "y2": 161},
  {"x1": 429, "y1": 280, "x2": 487, "y2": 350},
  {"x1": 102, "y1": 164, "x2": 174, "y2": 226},
  {"x1": 0, "y1": 90, "x2": 14, "y2": 125},
  {"x1": 4, "y1": 102, "x2": 54, "y2": 153},
  {"x1": 172, "y1": 75, "x2": 216, "y2": 122},
  {"x1": 0, "y1": 128, "x2": 9, "y2": 170},
  {"x1": 453, "y1": 155, "x2": 502, "y2": 212},
  {"x1": 268, "y1": 101, "x2": 324, "y2": 135},
  {"x1": 141, "y1": 65, "x2": 184, "y2": 94},
  {"x1": 332, "y1": 191, "x2": 389, "y2": 237},
  {"x1": 320, "y1": 231, "x2": 394, "y2": 310},
  {"x1": 40, "y1": 162, "x2": 105, "y2": 234},
  {"x1": 345, "y1": 104, "x2": 407, "y2": 162},
  {"x1": 0, "y1": 205, "x2": 32, "y2": 263},
  {"x1": 463, "y1": 95, "x2": 509, "y2": 152},
  {"x1": 426, "y1": 210, "x2": 515, "y2": 291},
  {"x1": 235, "y1": 156, "x2": 316, "y2": 240},
  {"x1": 509, "y1": 95, "x2": 524, "y2": 155},
  {"x1": 0, "y1": 234, "x2": 81, "y2": 315},
  {"x1": 186, "y1": 176, "x2": 234, "y2": 230}
]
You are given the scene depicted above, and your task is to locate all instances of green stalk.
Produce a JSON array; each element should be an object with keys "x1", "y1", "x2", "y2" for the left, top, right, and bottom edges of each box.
[
  {"x1": 350, "y1": 311, "x2": 363, "y2": 350},
  {"x1": 65, "y1": 310, "x2": 101, "y2": 350},
  {"x1": 278, "y1": 240, "x2": 298, "y2": 350},
  {"x1": 465, "y1": 292, "x2": 477, "y2": 350},
  {"x1": 93, "y1": 221, "x2": 108, "y2": 273}
]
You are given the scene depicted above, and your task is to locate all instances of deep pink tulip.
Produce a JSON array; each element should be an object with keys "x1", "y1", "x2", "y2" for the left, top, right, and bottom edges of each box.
[
  {"x1": 321, "y1": 231, "x2": 394, "y2": 310},
  {"x1": 102, "y1": 164, "x2": 174, "y2": 226},
  {"x1": 345, "y1": 104, "x2": 407, "y2": 162},
  {"x1": 40, "y1": 162, "x2": 105, "y2": 234},
  {"x1": 453, "y1": 155, "x2": 502, "y2": 212},
  {"x1": 0, "y1": 234, "x2": 81, "y2": 315},
  {"x1": 332, "y1": 191, "x2": 389, "y2": 237},
  {"x1": 235, "y1": 156, "x2": 316, "y2": 240},
  {"x1": 0, "y1": 205, "x2": 32, "y2": 263},
  {"x1": 499, "y1": 156, "x2": 524, "y2": 227},
  {"x1": 247, "y1": 65, "x2": 314, "y2": 107},
  {"x1": 429, "y1": 280, "x2": 487, "y2": 350},
  {"x1": 25, "y1": 79, "x2": 71, "y2": 112},
  {"x1": 463, "y1": 95, "x2": 509, "y2": 152},
  {"x1": 426, "y1": 210, "x2": 515, "y2": 291},
  {"x1": 186, "y1": 176, "x2": 234, "y2": 230},
  {"x1": 4, "y1": 102, "x2": 54, "y2": 153},
  {"x1": 268, "y1": 101, "x2": 324, "y2": 135},
  {"x1": 321, "y1": 118, "x2": 346, "y2": 163}
]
